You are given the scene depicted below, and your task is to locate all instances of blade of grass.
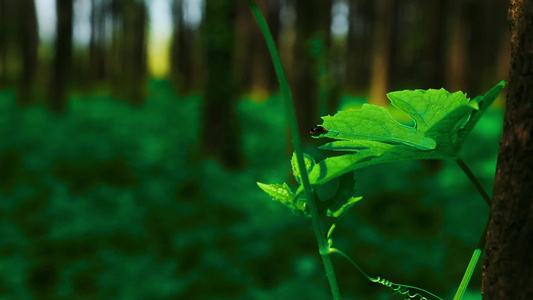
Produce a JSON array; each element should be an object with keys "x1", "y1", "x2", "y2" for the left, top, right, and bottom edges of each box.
[
  {"x1": 452, "y1": 219, "x2": 488, "y2": 300},
  {"x1": 247, "y1": 1, "x2": 341, "y2": 299}
]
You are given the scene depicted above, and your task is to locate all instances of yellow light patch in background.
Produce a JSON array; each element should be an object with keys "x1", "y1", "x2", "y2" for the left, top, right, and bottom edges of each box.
[{"x1": 149, "y1": 39, "x2": 170, "y2": 78}]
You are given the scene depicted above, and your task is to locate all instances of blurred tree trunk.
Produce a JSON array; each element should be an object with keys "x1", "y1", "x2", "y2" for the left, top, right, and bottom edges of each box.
[
  {"x1": 17, "y1": 0, "x2": 38, "y2": 106},
  {"x1": 250, "y1": 0, "x2": 274, "y2": 101},
  {"x1": 171, "y1": 0, "x2": 193, "y2": 95},
  {"x1": 201, "y1": 0, "x2": 243, "y2": 169},
  {"x1": 110, "y1": 0, "x2": 122, "y2": 94},
  {"x1": 482, "y1": 0, "x2": 533, "y2": 299},
  {"x1": 48, "y1": 0, "x2": 73, "y2": 113},
  {"x1": 236, "y1": 0, "x2": 276, "y2": 101},
  {"x1": 110, "y1": 0, "x2": 147, "y2": 104},
  {"x1": 89, "y1": 0, "x2": 107, "y2": 83},
  {"x1": 423, "y1": 0, "x2": 445, "y2": 89},
  {"x1": 236, "y1": 2, "x2": 254, "y2": 95},
  {"x1": 465, "y1": 0, "x2": 507, "y2": 94},
  {"x1": 292, "y1": 0, "x2": 332, "y2": 142},
  {"x1": 0, "y1": 0, "x2": 9, "y2": 86},
  {"x1": 446, "y1": 0, "x2": 468, "y2": 92},
  {"x1": 368, "y1": 0, "x2": 393, "y2": 105},
  {"x1": 124, "y1": 0, "x2": 147, "y2": 104},
  {"x1": 266, "y1": 0, "x2": 280, "y2": 92},
  {"x1": 345, "y1": 0, "x2": 372, "y2": 93}
]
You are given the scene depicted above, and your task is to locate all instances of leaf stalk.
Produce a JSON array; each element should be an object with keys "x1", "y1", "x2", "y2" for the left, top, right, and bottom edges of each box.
[{"x1": 455, "y1": 157, "x2": 492, "y2": 206}]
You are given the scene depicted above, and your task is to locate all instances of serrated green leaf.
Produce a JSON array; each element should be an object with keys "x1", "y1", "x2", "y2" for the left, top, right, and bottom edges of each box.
[
  {"x1": 309, "y1": 81, "x2": 505, "y2": 185},
  {"x1": 257, "y1": 182, "x2": 307, "y2": 215},
  {"x1": 318, "y1": 104, "x2": 436, "y2": 150},
  {"x1": 387, "y1": 88, "x2": 469, "y2": 132},
  {"x1": 257, "y1": 182, "x2": 294, "y2": 205}
]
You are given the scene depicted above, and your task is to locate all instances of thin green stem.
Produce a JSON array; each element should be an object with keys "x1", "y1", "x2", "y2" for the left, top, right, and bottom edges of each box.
[
  {"x1": 247, "y1": 1, "x2": 341, "y2": 299},
  {"x1": 455, "y1": 157, "x2": 492, "y2": 206},
  {"x1": 452, "y1": 157, "x2": 492, "y2": 300}
]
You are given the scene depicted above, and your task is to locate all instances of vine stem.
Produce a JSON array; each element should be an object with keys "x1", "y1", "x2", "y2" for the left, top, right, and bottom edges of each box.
[
  {"x1": 453, "y1": 157, "x2": 492, "y2": 300},
  {"x1": 247, "y1": 1, "x2": 341, "y2": 299}
]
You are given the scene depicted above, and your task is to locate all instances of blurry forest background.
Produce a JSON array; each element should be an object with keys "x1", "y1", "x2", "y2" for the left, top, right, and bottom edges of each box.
[{"x1": 0, "y1": 0, "x2": 509, "y2": 299}]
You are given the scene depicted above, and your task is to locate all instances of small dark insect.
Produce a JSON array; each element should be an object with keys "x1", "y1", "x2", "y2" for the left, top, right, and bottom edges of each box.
[{"x1": 310, "y1": 126, "x2": 328, "y2": 136}]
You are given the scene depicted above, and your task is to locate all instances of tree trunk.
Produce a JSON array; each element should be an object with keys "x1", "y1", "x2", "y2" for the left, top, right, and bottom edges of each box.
[
  {"x1": 171, "y1": 0, "x2": 193, "y2": 95},
  {"x1": 201, "y1": 0, "x2": 243, "y2": 169},
  {"x1": 249, "y1": 0, "x2": 273, "y2": 101},
  {"x1": 368, "y1": 0, "x2": 393, "y2": 106},
  {"x1": 17, "y1": 0, "x2": 39, "y2": 106},
  {"x1": 89, "y1": 0, "x2": 106, "y2": 83},
  {"x1": 266, "y1": 0, "x2": 281, "y2": 92},
  {"x1": 236, "y1": 2, "x2": 254, "y2": 95},
  {"x1": 125, "y1": 0, "x2": 147, "y2": 104},
  {"x1": 0, "y1": 0, "x2": 9, "y2": 86},
  {"x1": 446, "y1": 0, "x2": 468, "y2": 92},
  {"x1": 48, "y1": 0, "x2": 73, "y2": 113},
  {"x1": 423, "y1": 0, "x2": 445, "y2": 89},
  {"x1": 292, "y1": 0, "x2": 332, "y2": 142},
  {"x1": 110, "y1": 0, "x2": 147, "y2": 104},
  {"x1": 482, "y1": 1, "x2": 533, "y2": 299},
  {"x1": 345, "y1": 0, "x2": 372, "y2": 93}
]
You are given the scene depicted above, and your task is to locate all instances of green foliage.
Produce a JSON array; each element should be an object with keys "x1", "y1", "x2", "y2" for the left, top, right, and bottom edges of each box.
[
  {"x1": 308, "y1": 81, "x2": 505, "y2": 185},
  {"x1": 258, "y1": 82, "x2": 505, "y2": 218},
  {"x1": 258, "y1": 153, "x2": 362, "y2": 218},
  {"x1": 257, "y1": 182, "x2": 305, "y2": 214},
  {"x1": 0, "y1": 81, "x2": 505, "y2": 299}
]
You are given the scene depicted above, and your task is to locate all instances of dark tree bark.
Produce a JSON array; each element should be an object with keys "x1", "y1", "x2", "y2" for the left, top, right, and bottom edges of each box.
[
  {"x1": 482, "y1": 1, "x2": 533, "y2": 299},
  {"x1": 200, "y1": 0, "x2": 244, "y2": 169},
  {"x1": 48, "y1": 0, "x2": 73, "y2": 113},
  {"x1": 171, "y1": 0, "x2": 193, "y2": 94},
  {"x1": 16, "y1": 0, "x2": 39, "y2": 106}
]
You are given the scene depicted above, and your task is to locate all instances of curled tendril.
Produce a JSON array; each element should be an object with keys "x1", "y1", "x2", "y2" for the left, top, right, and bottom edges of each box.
[
  {"x1": 328, "y1": 247, "x2": 443, "y2": 300},
  {"x1": 371, "y1": 276, "x2": 441, "y2": 300},
  {"x1": 327, "y1": 211, "x2": 443, "y2": 300}
]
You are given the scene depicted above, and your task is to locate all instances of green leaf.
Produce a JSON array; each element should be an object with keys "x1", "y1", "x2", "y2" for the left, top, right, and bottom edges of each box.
[
  {"x1": 291, "y1": 152, "x2": 315, "y2": 184},
  {"x1": 319, "y1": 104, "x2": 436, "y2": 150},
  {"x1": 387, "y1": 88, "x2": 469, "y2": 132},
  {"x1": 257, "y1": 182, "x2": 307, "y2": 214},
  {"x1": 327, "y1": 196, "x2": 363, "y2": 218},
  {"x1": 257, "y1": 170, "x2": 363, "y2": 218},
  {"x1": 309, "y1": 81, "x2": 505, "y2": 184}
]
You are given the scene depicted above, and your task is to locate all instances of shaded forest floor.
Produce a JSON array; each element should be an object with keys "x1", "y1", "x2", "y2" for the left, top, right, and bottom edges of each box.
[{"x1": 0, "y1": 80, "x2": 502, "y2": 299}]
